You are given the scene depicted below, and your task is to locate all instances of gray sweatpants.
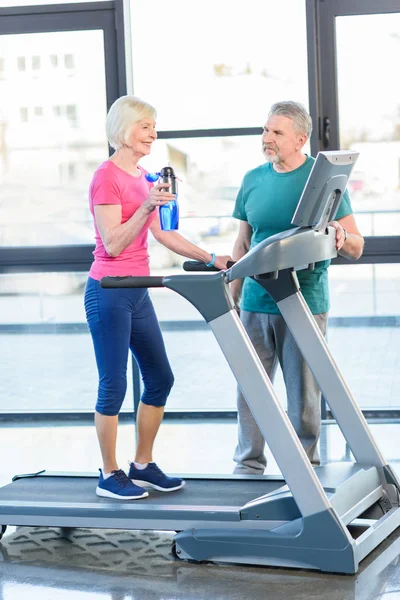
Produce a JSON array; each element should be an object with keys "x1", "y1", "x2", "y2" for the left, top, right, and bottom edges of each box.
[{"x1": 233, "y1": 310, "x2": 328, "y2": 474}]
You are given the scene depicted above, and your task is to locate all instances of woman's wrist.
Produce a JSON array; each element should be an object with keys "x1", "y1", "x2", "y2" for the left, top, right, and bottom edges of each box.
[
  {"x1": 206, "y1": 253, "x2": 216, "y2": 267},
  {"x1": 141, "y1": 203, "x2": 154, "y2": 216}
]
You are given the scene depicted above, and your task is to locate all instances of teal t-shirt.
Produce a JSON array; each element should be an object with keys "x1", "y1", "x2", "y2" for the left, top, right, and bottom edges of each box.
[{"x1": 233, "y1": 156, "x2": 352, "y2": 315}]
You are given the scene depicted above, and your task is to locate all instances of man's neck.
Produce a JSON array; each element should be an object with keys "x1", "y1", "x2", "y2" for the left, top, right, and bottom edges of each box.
[{"x1": 272, "y1": 153, "x2": 307, "y2": 173}]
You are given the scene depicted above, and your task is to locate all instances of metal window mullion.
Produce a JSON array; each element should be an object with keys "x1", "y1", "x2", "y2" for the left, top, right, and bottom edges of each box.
[
  {"x1": 326, "y1": 0, "x2": 400, "y2": 16},
  {"x1": 156, "y1": 127, "x2": 263, "y2": 140}
]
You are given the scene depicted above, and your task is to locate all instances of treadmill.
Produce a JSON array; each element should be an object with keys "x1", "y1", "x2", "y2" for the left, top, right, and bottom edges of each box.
[{"x1": 0, "y1": 151, "x2": 399, "y2": 573}]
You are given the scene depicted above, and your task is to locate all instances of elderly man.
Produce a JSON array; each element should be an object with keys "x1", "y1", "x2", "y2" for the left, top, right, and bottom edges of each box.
[{"x1": 231, "y1": 101, "x2": 364, "y2": 474}]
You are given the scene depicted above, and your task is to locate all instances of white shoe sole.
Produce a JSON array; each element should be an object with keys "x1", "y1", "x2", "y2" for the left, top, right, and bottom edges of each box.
[
  {"x1": 131, "y1": 479, "x2": 186, "y2": 493},
  {"x1": 96, "y1": 486, "x2": 149, "y2": 500}
]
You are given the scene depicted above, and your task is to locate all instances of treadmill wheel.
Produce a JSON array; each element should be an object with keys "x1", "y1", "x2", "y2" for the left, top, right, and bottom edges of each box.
[
  {"x1": 0, "y1": 526, "x2": 7, "y2": 540},
  {"x1": 171, "y1": 542, "x2": 200, "y2": 564},
  {"x1": 171, "y1": 542, "x2": 179, "y2": 558}
]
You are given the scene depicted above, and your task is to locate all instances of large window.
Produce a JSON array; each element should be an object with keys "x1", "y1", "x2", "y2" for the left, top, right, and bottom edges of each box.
[
  {"x1": 130, "y1": 0, "x2": 309, "y2": 131},
  {"x1": 1, "y1": 0, "x2": 399, "y2": 419},
  {"x1": 311, "y1": 0, "x2": 400, "y2": 415},
  {"x1": 0, "y1": 1, "x2": 125, "y2": 415},
  {"x1": 0, "y1": 30, "x2": 108, "y2": 247},
  {"x1": 129, "y1": 0, "x2": 310, "y2": 259},
  {"x1": 328, "y1": 263, "x2": 400, "y2": 411},
  {"x1": 335, "y1": 13, "x2": 400, "y2": 238},
  {"x1": 2, "y1": 1, "x2": 109, "y2": 4},
  {"x1": 316, "y1": 1, "x2": 400, "y2": 249}
]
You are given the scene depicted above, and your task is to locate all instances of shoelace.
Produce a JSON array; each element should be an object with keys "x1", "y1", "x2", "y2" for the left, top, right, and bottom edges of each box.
[{"x1": 110, "y1": 469, "x2": 131, "y2": 488}]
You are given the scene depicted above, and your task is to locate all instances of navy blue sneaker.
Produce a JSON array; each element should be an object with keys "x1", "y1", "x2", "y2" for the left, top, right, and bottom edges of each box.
[
  {"x1": 96, "y1": 469, "x2": 149, "y2": 500},
  {"x1": 128, "y1": 462, "x2": 185, "y2": 492}
]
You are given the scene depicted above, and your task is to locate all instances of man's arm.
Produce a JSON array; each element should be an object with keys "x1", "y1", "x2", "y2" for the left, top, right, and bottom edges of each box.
[
  {"x1": 329, "y1": 214, "x2": 364, "y2": 260},
  {"x1": 230, "y1": 220, "x2": 253, "y2": 310}
]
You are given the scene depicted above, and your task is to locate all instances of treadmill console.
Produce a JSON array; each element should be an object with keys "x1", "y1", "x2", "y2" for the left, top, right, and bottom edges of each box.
[{"x1": 291, "y1": 151, "x2": 358, "y2": 232}]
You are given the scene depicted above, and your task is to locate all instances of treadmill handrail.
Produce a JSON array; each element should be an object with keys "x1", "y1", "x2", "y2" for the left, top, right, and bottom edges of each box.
[
  {"x1": 225, "y1": 226, "x2": 337, "y2": 282},
  {"x1": 101, "y1": 276, "x2": 165, "y2": 288}
]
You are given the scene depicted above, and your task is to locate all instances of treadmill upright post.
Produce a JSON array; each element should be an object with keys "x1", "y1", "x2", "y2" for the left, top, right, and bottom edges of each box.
[{"x1": 165, "y1": 273, "x2": 333, "y2": 519}]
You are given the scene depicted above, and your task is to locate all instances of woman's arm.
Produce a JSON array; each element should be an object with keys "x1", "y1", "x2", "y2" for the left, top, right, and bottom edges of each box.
[
  {"x1": 95, "y1": 183, "x2": 174, "y2": 258},
  {"x1": 149, "y1": 217, "x2": 231, "y2": 270}
]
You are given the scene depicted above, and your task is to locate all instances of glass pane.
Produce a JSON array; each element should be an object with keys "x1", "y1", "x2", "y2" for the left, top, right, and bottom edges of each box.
[
  {"x1": 0, "y1": 30, "x2": 108, "y2": 246},
  {"x1": 0, "y1": 272, "x2": 86, "y2": 324},
  {"x1": 1, "y1": 263, "x2": 398, "y2": 413},
  {"x1": 328, "y1": 263, "x2": 400, "y2": 410},
  {"x1": 142, "y1": 135, "x2": 259, "y2": 265},
  {"x1": 141, "y1": 135, "x2": 309, "y2": 258},
  {"x1": 0, "y1": 272, "x2": 134, "y2": 414},
  {"x1": 141, "y1": 135, "x2": 260, "y2": 214},
  {"x1": 162, "y1": 262, "x2": 400, "y2": 411},
  {"x1": 336, "y1": 14, "x2": 400, "y2": 236},
  {"x1": 2, "y1": 1, "x2": 109, "y2": 4},
  {"x1": 130, "y1": 0, "x2": 309, "y2": 130},
  {"x1": 330, "y1": 263, "x2": 400, "y2": 318}
]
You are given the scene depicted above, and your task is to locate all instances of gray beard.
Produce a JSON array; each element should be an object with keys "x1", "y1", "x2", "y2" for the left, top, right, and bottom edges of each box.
[{"x1": 264, "y1": 152, "x2": 281, "y2": 165}]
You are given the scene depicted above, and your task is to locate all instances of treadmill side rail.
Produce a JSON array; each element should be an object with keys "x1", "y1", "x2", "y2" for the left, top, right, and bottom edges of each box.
[
  {"x1": 175, "y1": 508, "x2": 358, "y2": 573},
  {"x1": 12, "y1": 470, "x2": 46, "y2": 481},
  {"x1": 355, "y1": 506, "x2": 400, "y2": 564}
]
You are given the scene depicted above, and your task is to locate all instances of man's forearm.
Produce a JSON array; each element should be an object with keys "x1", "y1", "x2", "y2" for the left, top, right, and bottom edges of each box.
[
  {"x1": 230, "y1": 279, "x2": 244, "y2": 308},
  {"x1": 230, "y1": 239, "x2": 249, "y2": 307},
  {"x1": 338, "y1": 232, "x2": 364, "y2": 260}
]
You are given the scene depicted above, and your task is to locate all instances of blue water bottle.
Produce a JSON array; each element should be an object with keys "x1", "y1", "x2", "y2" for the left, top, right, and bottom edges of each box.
[{"x1": 158, "y1": 166, "x2": 179, "y2": 231}]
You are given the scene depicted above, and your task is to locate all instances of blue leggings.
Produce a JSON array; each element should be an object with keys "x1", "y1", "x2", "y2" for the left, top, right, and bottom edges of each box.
[{"x1": 84, "y1": 277, "x2": 174, "y2": 416}]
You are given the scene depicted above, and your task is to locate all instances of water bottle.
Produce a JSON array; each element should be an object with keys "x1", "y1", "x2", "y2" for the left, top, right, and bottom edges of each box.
[{"x1": 158, "y1": 166, "x2": 179, "y2": 231}]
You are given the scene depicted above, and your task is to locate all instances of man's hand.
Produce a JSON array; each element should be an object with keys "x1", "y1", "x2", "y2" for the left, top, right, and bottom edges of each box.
[
  {"x1": 328, "y1": 220, "x2": 347, "y2": 251},
  {"x1": 328, "y1": 216, "x2": 364, "y2": 260}
]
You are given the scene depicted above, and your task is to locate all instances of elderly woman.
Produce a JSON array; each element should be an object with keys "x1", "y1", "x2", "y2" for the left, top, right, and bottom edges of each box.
[{"x1": 85, "y1": 95, "x2": 231, "y2": 500}]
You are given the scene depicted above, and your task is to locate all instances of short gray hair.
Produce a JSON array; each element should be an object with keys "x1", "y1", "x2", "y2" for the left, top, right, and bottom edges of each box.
[
  {"x1": 106, "y1": 95, "x2": 157, "y2": 150},
  {"x1": 268, "y1": 101, "x2": 312, "y2": 138}
]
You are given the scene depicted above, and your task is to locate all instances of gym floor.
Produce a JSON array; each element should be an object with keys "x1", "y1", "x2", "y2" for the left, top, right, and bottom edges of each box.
[{"x1": 0, "y1": 418, "x2": 399, "y2": 600}]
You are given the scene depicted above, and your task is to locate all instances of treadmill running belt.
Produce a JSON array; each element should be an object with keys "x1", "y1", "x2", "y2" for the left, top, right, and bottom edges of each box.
[{"x1": 0, "y1": 476, "x2": 284, "y2": 507}]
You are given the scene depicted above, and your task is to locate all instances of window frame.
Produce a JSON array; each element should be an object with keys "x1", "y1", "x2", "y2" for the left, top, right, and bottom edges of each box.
[{"x1": 307, "y1": 0, "x2": 400, "y2": 260}]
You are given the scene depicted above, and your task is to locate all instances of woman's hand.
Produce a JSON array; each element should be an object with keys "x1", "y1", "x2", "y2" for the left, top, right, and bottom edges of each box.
[
  {"x1": 143, "y1": 183, "x2": 175, "y2": 214},
  {"x1": 214, "y1": 255, "x2": 234, "y2": 270}
]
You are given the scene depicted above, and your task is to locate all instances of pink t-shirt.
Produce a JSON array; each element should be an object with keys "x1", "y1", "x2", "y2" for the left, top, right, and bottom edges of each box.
[{"x1": 88, "y1": 161, "x2": 156, "y2": 280}]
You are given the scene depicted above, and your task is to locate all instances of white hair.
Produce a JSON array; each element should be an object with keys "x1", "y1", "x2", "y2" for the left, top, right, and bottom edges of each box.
[
  {"x1": 106, "y1": 95, "x2": 157, "y2": 150},
  {"x1": 268, "y1": 101, "x2": 312, "y2": 138}
]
